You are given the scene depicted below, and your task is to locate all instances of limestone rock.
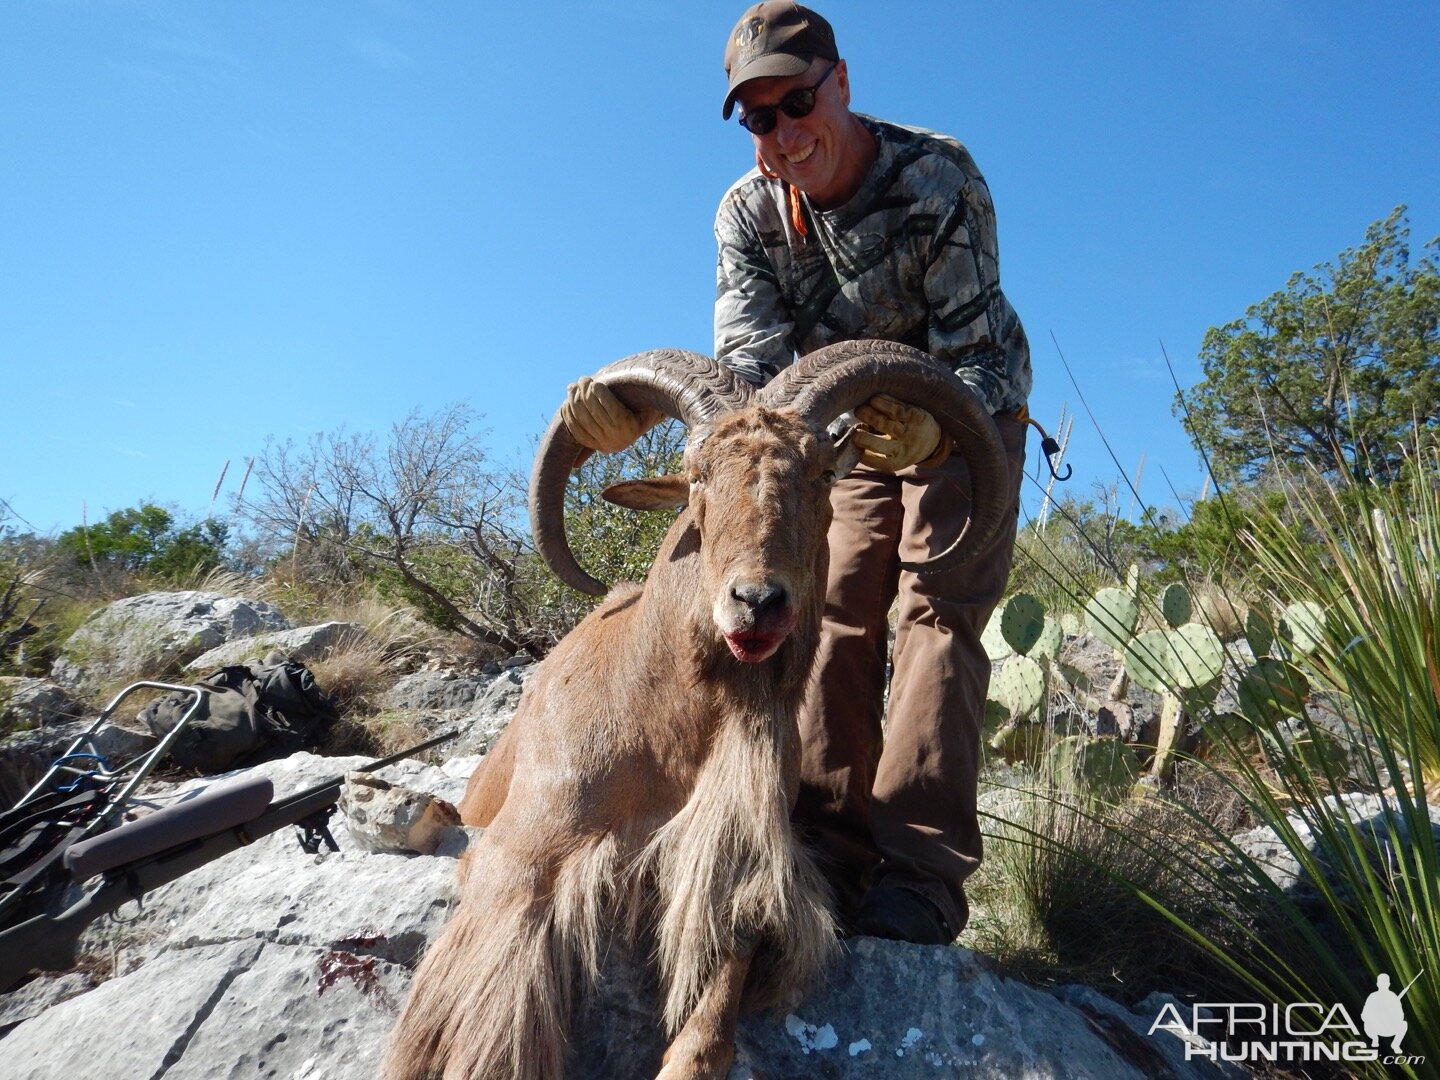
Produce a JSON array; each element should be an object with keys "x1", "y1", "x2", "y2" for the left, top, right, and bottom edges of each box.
[
  {"x1": 380, "y1": 669, "x2": 489, "y2": 713},
  {"x1": 2, "y1": 751, "x2": 1247, "y2": 1080},
  {"x1": 454, "y1": 667, "x2": 531, "y2": 756},
  {"x1": 2, "y1": 939, "x2": 409, "y2": 1080},
  {"x1": 0, "y1": 678, "x2": 83, "y2": 735},
  {"x1": 1233, "y1": 792, "x2": 1440, "y2": 898},
  {"x1": 724, "y1": 941, "x2": 1244, "y2": 1080},
  {"x1": 52, "y1": 592, "x2": 289, "y2": 696},
  {"x1": 185, "y1": 622, "x2": 366, "y2": 673},
  {"x1": 0, "y1": 718, "x2": 155, "y2": 806},
  {"x1": 340, "y1": 772, "x2": 462, "y2": 855}
]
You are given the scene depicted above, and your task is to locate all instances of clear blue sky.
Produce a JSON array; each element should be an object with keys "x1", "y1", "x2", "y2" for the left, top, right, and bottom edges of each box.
[{"x1": 3, "y1": 1, "x2": 1437, "y2": 537}]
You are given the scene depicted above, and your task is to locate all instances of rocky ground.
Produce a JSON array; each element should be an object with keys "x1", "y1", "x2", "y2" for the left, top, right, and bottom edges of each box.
[
  {"x1": 1, "y1": 742, "x2": 1246, "y2": 1079},
  {"x1": 0, "y1": 588, "x2": 1323, "y2": 1078}
]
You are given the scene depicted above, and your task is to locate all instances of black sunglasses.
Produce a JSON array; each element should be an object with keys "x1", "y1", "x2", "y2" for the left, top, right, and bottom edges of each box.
[{"x1": 737, "y1": 64, "x2": 836, "y2": 136}]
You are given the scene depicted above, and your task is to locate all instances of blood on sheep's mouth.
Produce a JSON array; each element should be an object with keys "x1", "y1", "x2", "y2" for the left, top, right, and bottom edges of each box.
[{"x1": 724, "y1": 629, "x2": 786, "y2": 663}]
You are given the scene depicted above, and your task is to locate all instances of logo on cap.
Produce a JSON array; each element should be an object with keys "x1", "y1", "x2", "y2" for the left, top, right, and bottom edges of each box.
[{"x1": 735, "y1": 16, "x2": 766, "y2": 55}]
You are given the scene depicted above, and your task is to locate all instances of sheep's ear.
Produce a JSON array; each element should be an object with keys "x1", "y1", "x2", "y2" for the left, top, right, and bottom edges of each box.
[
  {"x1": 828, "y1": 425, "x2": 864, "y2": 483},
  {"x1": 603, "y1": 475, "x2": 689, "y2": 511}
]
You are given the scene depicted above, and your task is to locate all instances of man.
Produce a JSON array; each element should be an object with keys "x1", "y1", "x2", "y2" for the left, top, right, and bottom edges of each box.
[{"x1": 563, "y1": 2, "x2": 1031, "y2": 945}]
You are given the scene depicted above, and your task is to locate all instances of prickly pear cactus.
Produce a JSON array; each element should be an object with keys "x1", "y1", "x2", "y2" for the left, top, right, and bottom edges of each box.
[
  {"x1": 1085, "y1": 587, "x2": 1139, "y2": 653},
  {"x1": 1238, "y1": 658, "x2": 1311, "y2": 724},
  {"x1": 1122, "y1": 622, "x2": 1225, "y2": 782},
  {"x1": 989, "y1": 718, "x2": 1050, "y2": 764},
  {"x1": 982, "y1": 697, "x2": 1010, "y2": 737},
  {"x1": 1167, "y1": 623, "x2": 1224, "y2": 690},
  {"x1": 1044, "y1": 734, "x2": 1138, "y2": 802},
  {"x1": 1000, "y1": 593, "x2": 1046, "y2": 656},
  {"x1": 1059, "y1": 611, "x2": 1082, "y2": 637},
  {"x1": 1279, "y1": 601, "x2": 1327, "y2": 657},
  {"x1": 995, "y1": 655, "x2": 1046, "y2": 717},
  {"x1": 1203, "y1": 710, "x2": 1256, "y2": 754},
  {"x1": 1160, "y1": 582, "x2": 1192, "y2": 629},
  {"x1": 1123, "y1": 629, "x2": 1175, "y2": 694},
  {"x1": 1244, "y1": 605, "x2": 1275, "y2": 658},
  {"x1": 1031, "y1": 616, "x2": 1065, "y2": 661},
  {"x1": 981, "y1": 606, "x2": 1014, "y2": 662}
]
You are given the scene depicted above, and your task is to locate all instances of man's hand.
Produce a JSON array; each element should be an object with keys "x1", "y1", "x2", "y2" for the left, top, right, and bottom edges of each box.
[
  {"x1": 852, "y1": 394, "x2": 948, "y2": 472},
  {"x1": 561, "y1": 377, "x2": 663, "y2": 459}
]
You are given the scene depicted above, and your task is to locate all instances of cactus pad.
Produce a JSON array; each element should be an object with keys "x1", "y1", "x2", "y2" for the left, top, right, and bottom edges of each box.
[
  {"x1": 995, "y1": 655, "x2": 1046, "y2": 717},
  {"x1": 1203, "y1": 710, "x2": 1256, "y2": 753},
  {"x1": 1244, "y1": 605, "x2": 1275, "y2": 658},
  {"x1": 1123, "y1": 629, "x2": 1175, "y2": 694},
  {"x1": 989, "y1": 718, "x2": 1050, "y2": 764},
  {"x1": 981, "y1": 606, "x2": 1014, "y2": 662},
  {"x1": 1160, "y1": 582, "x2": 1193, "y2": 628},
  {"x1": 1238, "y1": 659, "x2": 1310, "y2": 724},
  {"x1": 1167, "y1": 623, "x2": 1225, "y2": 690},
  {"x1": 1000, "y1": 593, "x2": 1046, "y2": 656},
  {"x1": 1279, "y1": 601, "x2": 1326, "y2": 657},
  {"x1": 1044, "y1": 734, "x2": 1138, "y2": 802},
  {"x1": 1031, "y1": 616, "x2": 1065, "y2": 660},
  {"x1": 982, "y1": 696, "x2": 1011, "y2": 738},
  {"x1": 1085, "y1": 587, "x2": 1139, "y2": 653}
]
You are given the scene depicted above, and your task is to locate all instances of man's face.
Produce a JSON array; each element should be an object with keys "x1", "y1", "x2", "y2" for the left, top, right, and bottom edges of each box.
[{"x1": 735, "y1": 57, "x2": 853, "y2": 207}]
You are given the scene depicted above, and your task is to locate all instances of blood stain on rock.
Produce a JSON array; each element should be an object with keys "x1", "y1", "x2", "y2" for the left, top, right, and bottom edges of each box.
[{"x1": 316, "y1": 950, "x2": 395, "y2": 1011}]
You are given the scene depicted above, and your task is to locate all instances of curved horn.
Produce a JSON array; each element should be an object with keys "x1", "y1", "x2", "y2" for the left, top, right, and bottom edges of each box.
[
  {"x1": 761, "y1": 340, "x2": 1010, "y2": 575},
  {"x1": 531, "y1": 349, "x2": 754, "y2": 596}
]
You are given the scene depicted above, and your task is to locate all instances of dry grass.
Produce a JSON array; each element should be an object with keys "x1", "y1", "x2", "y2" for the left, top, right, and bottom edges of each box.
[
  {"x1": 322, "y1": 708, "x2": 432, "y2": 759},
  {"x1": 302, "y1": 595, "x2": 448, "y2": 758},
  {"x1": 1189, "y1": 579, "x2": 1251, "y2": 642},
  {"x1": 165, "y1": 564, "x2": 282, "y2": 605},
  {"x1": 969, "y1": 763, "x2": 1256, "y2": 1002},
  {"x1": 327, "y1": 593, "x2": 443, "y2": 654},
  {"x1": 308, "y1": 632, "x2": 403, "y2": 718}
]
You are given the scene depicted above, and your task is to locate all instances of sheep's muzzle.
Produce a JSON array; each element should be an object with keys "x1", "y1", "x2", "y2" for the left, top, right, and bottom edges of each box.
[{"x1": 714, "y1": 577, "x2": 798, "y2": 663}]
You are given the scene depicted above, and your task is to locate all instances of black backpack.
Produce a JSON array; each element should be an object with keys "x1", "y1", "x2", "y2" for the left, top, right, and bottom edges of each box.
[{"x1": 138, "y1": 660, "x2": 338, "y2": 773}]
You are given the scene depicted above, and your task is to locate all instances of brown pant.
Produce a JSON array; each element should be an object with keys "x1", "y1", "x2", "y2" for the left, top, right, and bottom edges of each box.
[{"x1": 794, "y1": 415, "x2": 1027, "y2": 934}]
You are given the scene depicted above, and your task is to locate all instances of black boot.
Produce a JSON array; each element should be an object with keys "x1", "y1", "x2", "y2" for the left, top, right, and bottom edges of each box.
[{"x1": 853, "y1": 885, "x2": 954, "y2": 946}]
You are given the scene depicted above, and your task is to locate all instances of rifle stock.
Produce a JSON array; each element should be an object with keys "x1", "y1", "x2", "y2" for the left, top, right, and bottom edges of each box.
[{"x1": 0, "y1": 729, "x2": 458, "y2": 994}]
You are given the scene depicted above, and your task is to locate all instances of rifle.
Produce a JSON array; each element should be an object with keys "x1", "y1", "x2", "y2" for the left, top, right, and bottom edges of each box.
[{"x1": 0, "y1": 728, "x2": 459, "y2": 993}]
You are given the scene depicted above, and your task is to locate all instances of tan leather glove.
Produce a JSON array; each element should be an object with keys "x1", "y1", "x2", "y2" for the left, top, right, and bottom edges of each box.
[
  {"x1": 852, "y1": 394, "x2": 950, "y2": 472},
  {"x1": 561, "y1": 377, "x2": 663, "y2": 458}
]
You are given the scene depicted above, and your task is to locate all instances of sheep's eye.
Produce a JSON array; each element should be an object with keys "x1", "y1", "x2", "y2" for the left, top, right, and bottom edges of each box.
[{"x1": 818, "y1": 468, "x2": 837, "y2": 486}]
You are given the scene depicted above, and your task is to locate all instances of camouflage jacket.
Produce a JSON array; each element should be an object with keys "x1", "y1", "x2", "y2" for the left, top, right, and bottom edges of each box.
[{"x1": 714, "y1": 115, "x2": 1031, "y2": 416}]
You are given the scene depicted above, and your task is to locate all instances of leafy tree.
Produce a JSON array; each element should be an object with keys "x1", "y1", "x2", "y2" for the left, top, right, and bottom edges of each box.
[
  {"x1": 531, "y1": 420, "x2": 687, "y2": 636},
  {"x1": 52, "y1": 504, "x2": 228, "y2": 581},
  {"x1": 0, "y1": 507, "x2": 52, "y2": 671},
  {"x1": 1178, "y1": 207, "x2": 1439, "y2": 483}
]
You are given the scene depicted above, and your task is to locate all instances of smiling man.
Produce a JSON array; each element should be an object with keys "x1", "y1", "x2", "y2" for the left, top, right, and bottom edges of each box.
[
  {"x1": 712, "y1": 2, "x2": 1033, "y2": 946},
  {"x1": 561, "y1": 2, "x2": 1032, "y2": 946}
]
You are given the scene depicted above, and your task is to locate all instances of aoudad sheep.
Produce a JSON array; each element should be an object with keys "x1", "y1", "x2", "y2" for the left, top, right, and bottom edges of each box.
[{"x1": 380, "y1": 340, "x2": 1009, "y2": 1080}]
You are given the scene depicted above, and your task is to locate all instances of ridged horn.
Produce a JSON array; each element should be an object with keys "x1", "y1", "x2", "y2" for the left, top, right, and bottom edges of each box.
[
  {"x1": 531, "y1": 349, "x2": 754, "y2": 596},
  {"x1": 761, "y1": 340, "x2": 1010, "y2": 575}
]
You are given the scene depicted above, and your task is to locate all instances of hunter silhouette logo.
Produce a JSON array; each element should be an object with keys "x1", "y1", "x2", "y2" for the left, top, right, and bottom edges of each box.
[
  {"x1": 735, "y1": 16, "x2": 766, "y2": 55},
  {"x1": 1149, "y1": 970, "x2": 1427, "y2": 1067},
  {"x1": 1363, "y1": 972, "x2": 1420, "y2": 1054}
]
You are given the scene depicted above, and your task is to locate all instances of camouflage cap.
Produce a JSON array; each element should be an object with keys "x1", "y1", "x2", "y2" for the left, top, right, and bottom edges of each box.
[{"x1": 722, "y1": 2, "x2": 839, "y2": 120}]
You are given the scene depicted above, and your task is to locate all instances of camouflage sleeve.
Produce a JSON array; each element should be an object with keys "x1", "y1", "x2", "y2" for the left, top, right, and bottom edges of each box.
[
  {"x1": 714, "y1": 190, "x2": 794, "y2": 387},
  {"x1": 924, "y1": 171, "x2": 1013, "y2": 415}
]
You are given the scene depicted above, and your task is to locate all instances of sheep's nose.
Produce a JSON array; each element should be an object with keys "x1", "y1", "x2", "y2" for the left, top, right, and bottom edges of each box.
[{"x1": 732, "y1": 582, "x2": 787, "y2": 614}]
